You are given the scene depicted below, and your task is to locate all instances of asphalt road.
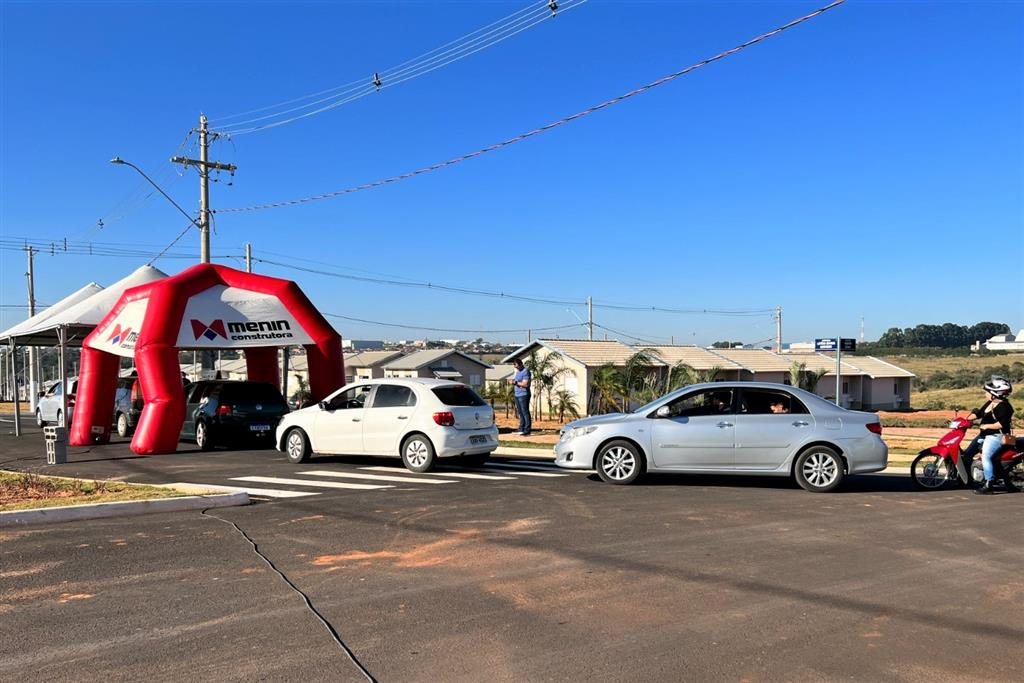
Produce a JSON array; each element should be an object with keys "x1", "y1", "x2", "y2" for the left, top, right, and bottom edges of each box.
[{"x1": 2, "y1": 426, "x2": 1022, "y2": 682}]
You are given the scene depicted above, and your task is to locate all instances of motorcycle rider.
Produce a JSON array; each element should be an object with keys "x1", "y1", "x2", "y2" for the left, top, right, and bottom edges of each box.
[{"x1": 966, "y1": 376, "x2": 1016, "y2": 494}]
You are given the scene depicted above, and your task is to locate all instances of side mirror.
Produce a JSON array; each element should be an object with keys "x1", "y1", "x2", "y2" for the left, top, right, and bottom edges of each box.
[
  {"x1": 318, "y1": 400, "x2": 328, "y2": 411},
  {"x1": 37, "y1": 391, "x2": 46, "y2": 398},
  {"x1": 655, "y1": 405, "x2": 672, "y2": 418}
]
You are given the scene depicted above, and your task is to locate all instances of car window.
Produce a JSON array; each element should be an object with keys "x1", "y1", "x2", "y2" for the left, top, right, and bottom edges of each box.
[
  {"x1": 432, "y1": 386, "x2": 486, "y2": 407},
  {"x1": 186, "y1": 383, "x2": 215, "y2": 404},
  {"x1": 371, "y1": 384, "x2": 416, "y2": 408},
  {"x1": 327, "y1": 385, "x2": 373, "y2": 410},
  {"x1": 738, "y1": 389, "x2": 809, "y2": 415},
  {"x1": 662, "y1": 388, "x2": 734, "y2": 417}
]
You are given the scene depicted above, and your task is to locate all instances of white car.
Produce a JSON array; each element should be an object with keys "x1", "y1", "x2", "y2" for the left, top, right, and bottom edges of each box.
[
  {"x1": 36, "y1": 378, "x2": 78, "y2": 428},
  {"x1": 275, "y1": 378, "x2": 499, "y2": 472}
]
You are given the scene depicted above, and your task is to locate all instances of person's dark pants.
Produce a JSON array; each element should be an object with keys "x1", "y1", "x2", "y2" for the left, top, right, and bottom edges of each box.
[{"x1": 515, "y1": 394, "x2": 532, "y2": 435}]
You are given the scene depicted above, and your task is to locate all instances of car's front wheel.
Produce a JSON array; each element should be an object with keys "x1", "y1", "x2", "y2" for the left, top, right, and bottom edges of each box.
[
  {"x1": 36, "y1": 409, "x2": 45, "y2": 428},
  {"x1": 56, "y1": 410, "x2": 65, "y2": 428},
  {"x1": 116, "y1": 412, "x2": 130, "y2": 438},
  {"x1": 196, "y1": 421, "x2": 214, "y2": 451},
  {"x1": 596, "y1": 440, "x2": 644, "y2": 484},
  {"x1": 401, "y1": 434, "x2": 436, "y2": 473},
  {"x1": 795, "y1": 446, "x2": 845, "y2": 492},
  {"x1": 284, "y1": 428, "x2": 312, "y2": 464}
]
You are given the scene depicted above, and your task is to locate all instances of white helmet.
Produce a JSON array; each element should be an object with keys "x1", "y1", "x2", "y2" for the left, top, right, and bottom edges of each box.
[{"x1": 984, "y1": 376, "x2": 1012, "y2": 399}]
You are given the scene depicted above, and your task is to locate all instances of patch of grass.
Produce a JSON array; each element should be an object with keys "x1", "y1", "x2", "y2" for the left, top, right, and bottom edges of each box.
[
  {"x1": 0, "y1": 471, "x2": 185, "y2": 512},
  {"x1": 882, "y1": 353, "x2": 1024, "y2": 381},
  {"x1": 498, "y1": 439, "x2": 554, "y2": 450}
]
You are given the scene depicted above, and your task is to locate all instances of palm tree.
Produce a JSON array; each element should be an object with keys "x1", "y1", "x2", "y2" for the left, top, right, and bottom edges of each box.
[
  {"x1": 552, "y1": 389, "x2": 581, "y2": 423},
  {"x1": 589, "y1": 364, "x2": 625, "y2": 414},
  {"x1": 789, "y1": 362, "x2": 829, "y2": 392},
  {"x1": 620, "y1": 349, "x2": 661, "y2": 411},
  {"x1": 524, "y1": 351, "x2": 568, "y2": 420}
]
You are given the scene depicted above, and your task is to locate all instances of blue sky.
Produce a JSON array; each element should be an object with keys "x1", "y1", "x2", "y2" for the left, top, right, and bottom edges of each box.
[{"x1": 2, "y1": 0, "x2": 1022, "y2": 345}]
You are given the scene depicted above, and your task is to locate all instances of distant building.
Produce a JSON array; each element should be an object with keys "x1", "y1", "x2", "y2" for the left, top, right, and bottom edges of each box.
[
  {"x1": 972, "y1": 329, "x2": 1024, "y2": 352},
  {"x1": 341, "y1": 339, "x2": 385, "y2": 351},
  {"x1": 485, "y1": 364, "x2": 516, "y2": 388}
]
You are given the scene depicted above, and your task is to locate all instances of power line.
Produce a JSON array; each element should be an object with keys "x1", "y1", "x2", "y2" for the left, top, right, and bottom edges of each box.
[
  {"x1": 323, "y1": 312, "x2": 582, "y2": 335},
  {"x1": 211, "y1": 0, "x2": 586, "y2": 136},
  {"x1": 216, "y1": 0, "x2": 847, "y2": 213},
  {"x1": 251, "y1": 257, "x2": 585, "y2": 306}
]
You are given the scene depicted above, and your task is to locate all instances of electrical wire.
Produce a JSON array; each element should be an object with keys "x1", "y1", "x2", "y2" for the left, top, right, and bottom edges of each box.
[
  {"x1": 216, "y1": 0, "x2": 847, "y2": 213},
  {"x1": 323, "y1": 312, "x2": 583, "y2": 335},
  {"x1": 208, "y1": 1, "x2": 547, "y2": 125},
  {"x1": 211, "y1": 1, "x2": 586, "y2": 136}
]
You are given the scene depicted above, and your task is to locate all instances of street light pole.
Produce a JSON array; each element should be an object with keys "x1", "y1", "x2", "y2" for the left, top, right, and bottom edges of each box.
[{"x1": 109, "y1": 157, "x2": 201, "y2": 231}]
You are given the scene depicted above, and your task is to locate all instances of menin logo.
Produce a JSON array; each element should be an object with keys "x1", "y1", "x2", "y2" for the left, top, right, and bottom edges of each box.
[
  {"x1": 191, "y1": 319, "x2": 227, "y2": 341},
  {"x1": 107, "y1": 324, "x2": 132, "y2": 345}
]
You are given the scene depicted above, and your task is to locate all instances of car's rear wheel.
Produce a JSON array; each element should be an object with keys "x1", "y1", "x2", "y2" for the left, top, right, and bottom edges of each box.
[
  {"x1": 795, "y1": 446, "x2": 845, "y2": 492},
  {"x1": 401, "y1": 434, "x2": 436, "y2": 473},
  {"x1": 196, "y1": 421, "x2": 214, "y2": 451},
  {"x1": 596, "y1": 440, "x2": 643, "y2": 484},
  {"x1": 36, "y1": 409, "x2": 45, "y2": 428},
  {"x1": 116, "y1": 412, "x2": 130, "y2": 438},
  {"x1": 284, "y1": 428, "x2": 311, "y2": 464},
  {"x1": 910, "y1": 453, "x2": 949, "y2": 490}
]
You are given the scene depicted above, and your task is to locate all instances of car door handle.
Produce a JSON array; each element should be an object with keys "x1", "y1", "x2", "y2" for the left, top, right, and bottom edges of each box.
[
  {"x1": 351, "y1": 418, "x2": 361, "y2": 422},
  {"x1": 397, "y1": 415, "x2": 408, "y2": 420},
  {"x1": 716, "y1": 421, "x2": 733, "y2": 428},
  {"x1": 792, "y1": 420, "x2": 810, "y2": 427}
]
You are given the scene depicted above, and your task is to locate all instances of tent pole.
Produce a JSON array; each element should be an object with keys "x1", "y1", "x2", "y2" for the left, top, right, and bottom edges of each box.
[
  {"x1": 12, "y1": 343, "x2": 21, "y2": 436},
  {"x1": 58, "y1": 326, "x2": 68, "y2": 429},
  {"x1": 282, "y1": 347, "x2": 290, "y2": 402}
]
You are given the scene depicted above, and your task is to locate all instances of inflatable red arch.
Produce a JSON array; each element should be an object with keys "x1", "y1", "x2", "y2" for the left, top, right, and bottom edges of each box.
[{"x1": 70, "y1": 264, "x2": 344, "y2": 454}]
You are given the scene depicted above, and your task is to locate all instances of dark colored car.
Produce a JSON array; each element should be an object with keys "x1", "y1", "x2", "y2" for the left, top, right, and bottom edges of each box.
[
  {"x1": 113, "y1": 377, "x2": 144, "y2": 437},
  {"x1": 179, "y1": 380, "x2": 289, "y2": 451}
]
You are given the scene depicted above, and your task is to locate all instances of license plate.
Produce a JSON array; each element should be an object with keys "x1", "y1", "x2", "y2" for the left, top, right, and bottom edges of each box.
[
  {"x1": 249, "y1": 424, "x2": 270, "y2": 432},
  {"x1": 470, "y1": 435, "x2": 488, "y2": 445}
]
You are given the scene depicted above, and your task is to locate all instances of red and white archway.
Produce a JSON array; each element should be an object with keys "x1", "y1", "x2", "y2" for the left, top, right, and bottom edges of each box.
[{"x1": 70, "y1": 264, "x2": 343, "y2": 454}]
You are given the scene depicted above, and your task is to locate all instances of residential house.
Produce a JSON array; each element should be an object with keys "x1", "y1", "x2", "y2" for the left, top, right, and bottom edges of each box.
[
  {"x1": 382, "y1": 349, "x2": 490, "y2": 390},
  {"x1": 485, "y1": 364, "x2": 516, "y2": 388},
  {"x1": 344, "y1": 351, "x2": 406, "y2": 384}
]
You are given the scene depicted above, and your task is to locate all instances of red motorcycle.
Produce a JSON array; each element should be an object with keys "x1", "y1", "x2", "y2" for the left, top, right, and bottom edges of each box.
[{"x1": 910, "y1": 417, "x2": 1024, "y2": 490}]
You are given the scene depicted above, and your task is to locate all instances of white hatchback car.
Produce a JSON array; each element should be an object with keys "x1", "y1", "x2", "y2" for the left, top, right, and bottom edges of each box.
[
  {"x1": 36, "y1": 378, "x2": 78, "y2": 427},
  {"x1": 275, "y1": 378, "x2": 499, "y2": 472}
]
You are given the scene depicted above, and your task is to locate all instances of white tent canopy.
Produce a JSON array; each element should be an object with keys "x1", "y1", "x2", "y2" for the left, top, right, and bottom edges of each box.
[
  {"x1": 0, "y1": 282, "x2": 104, "y2": 342},
  {"x1": 1, "y1": 265, "x2": 168, "y2": 347}
]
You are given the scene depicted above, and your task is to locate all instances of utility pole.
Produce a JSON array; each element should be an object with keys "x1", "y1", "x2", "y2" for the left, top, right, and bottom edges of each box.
[
  {"x1": 25, "y1": 246, "x2": 39, "y2": 411},
  {"x1": 171, "y1": 115, "x2": 237, "y2": 263},
  {"x1": 245, "y1": 243, "x2": 252, "y2": 273},
  {"x1": 775, "y1": 306, "x2": 783, "y2": 353},
  {"x1": 587, "y1": 297, "x2": 593, "y2": 341}
]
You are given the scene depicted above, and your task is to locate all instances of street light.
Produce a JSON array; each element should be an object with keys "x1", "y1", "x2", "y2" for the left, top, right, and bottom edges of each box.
[{"x1": 109, "y1": 157, "x2": 201, "y2": 233}]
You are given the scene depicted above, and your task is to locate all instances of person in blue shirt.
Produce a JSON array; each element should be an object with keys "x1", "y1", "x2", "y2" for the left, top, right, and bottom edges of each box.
[{"x1": 509, "y1": 358, "x2": 532, "y2": 436}]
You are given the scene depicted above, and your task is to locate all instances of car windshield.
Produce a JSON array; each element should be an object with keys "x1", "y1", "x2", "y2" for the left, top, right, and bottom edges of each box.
[{"x1": 632, "y1": 387, "x2": 687, "y2": 414}]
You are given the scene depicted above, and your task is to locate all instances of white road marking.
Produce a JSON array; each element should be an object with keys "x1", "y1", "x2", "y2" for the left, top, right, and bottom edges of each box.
[
  {"x1": 299, "y1": 470, "x2": 458, "y2": 485},
  {"x1": 167, "y1": 482, "x2": 319, "y2": 499},
  {"x1": 360, "y1": 466, "x2": 514, "y2": 481},
  {"x1": 233, "y1": 476, "x2": 392, "y2": 490},
  {"x1": 476, "y1": 468, "x2": 566, "y2": 478}
]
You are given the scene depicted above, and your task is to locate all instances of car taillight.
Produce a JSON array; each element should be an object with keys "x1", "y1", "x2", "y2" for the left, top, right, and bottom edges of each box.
[
  {"x1": 866, "y1": 422, "x2": 882, "y2": 435},
  {"x1": 432, "y1": 411, "x2": 455, "y2": 427},
  {"x1": 216, "y1": 405, "x2": 232, "y2": 416}
]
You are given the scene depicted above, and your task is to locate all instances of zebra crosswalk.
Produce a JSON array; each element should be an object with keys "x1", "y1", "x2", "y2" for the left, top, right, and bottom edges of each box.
[{"x1": 168, "y1": 459, "x2": 584, "y2": 500}]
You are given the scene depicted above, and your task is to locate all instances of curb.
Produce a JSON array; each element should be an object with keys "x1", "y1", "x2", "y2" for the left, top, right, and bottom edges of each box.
[
  {"x1": 0, "y1": 491, "x2": 250, "y2": 527},
  {"x1": 493, "y1": 446, "x2": 555, "y2": 459}
]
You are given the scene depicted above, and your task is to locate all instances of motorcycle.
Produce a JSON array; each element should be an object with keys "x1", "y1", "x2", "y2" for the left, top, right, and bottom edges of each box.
[{"x1": 910, "y1": 417, "x2": 1024, "y2": 490}]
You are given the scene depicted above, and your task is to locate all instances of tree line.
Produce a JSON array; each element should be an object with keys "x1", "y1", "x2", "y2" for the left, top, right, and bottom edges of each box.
[{"x1": 871, "y1": 322, "x2": 1009, "y2": 349}]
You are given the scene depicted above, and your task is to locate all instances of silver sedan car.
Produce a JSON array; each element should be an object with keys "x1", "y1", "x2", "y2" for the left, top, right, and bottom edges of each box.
[{"x1": 554, "y1": 382, "x2": 887, "y2": 492}]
